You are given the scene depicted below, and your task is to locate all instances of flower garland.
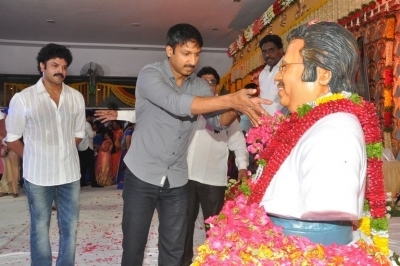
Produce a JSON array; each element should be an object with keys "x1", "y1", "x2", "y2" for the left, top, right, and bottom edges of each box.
[
  {"x1": 246, "y1": 92, "x2": 388, "y2": 254},
  {"x1": 193, "y1": 92, "x2": 390, "y2": 265},
  {"x1": 382, "y1": 15, "x2": 396, "y2": 135},
  {"x1": 194, "y1": 197, "x2": 388, "y2": 265},
  {"x1": 227, "y1": 0, "x2": 296, "y2": 57}
]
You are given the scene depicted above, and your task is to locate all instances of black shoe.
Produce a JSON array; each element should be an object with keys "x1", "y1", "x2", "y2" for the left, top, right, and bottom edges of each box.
[
  {"x1": 80, "y1": 183, "x2": 89, "y2": 187},
  {"x1": 91, "y1": 183, "x2": 103, "y2": 188}
]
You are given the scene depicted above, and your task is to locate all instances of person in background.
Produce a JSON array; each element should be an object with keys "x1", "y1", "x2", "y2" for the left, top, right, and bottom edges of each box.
[
  {"x1": 241, "y1": 83, "x2": 261, "y2": 174},
  {"x1": 78, "y1": 110, "x2": 103, "y2": 188},
  {"x1": 111, "y1": 120, "x2": 124, "y2": 181},
  {"x1": 239, "y1": 83, "x2": 259, "y2": 135},
  {"x1": 259, "y1": 34, "x2": 285, "y2": 116},
  {"x1": 0, "y1": 110, "x2": 8, "y2": 197},
  {"x1": 92, "y1": 120, "x2": 104, "y2": 157},
  {"x1": 0, "y1": 108, "x2": 20, "y2": 198},
  {"x1": 95, "y1": 23, "x2": 270, "y2": 266},
  {"x1": 182, "y1": 66, "x2": 249, "y2": 266},
  {"x1": 5, "y1": 43, "x2": 85, "y2": 266},
  {"x1": 116, "y1": 122, "x2": 135, "y2": 189},
  {"x1": 95, "y1": 127, "x2": 114, "y2": 186}
]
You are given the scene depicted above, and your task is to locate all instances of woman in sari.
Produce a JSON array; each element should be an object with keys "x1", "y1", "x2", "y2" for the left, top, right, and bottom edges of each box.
[
  {"x1": 110, "y1": 121, "x2": 124, "y2": 181},
  {"x1": 95, "y1": 128, "x2": 114, "y2": 186},
  {"x1": 116, "y1": 123, "x2": 134, "y2": 189}
]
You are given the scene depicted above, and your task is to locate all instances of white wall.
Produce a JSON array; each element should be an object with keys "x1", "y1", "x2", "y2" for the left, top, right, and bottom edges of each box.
[{"x1": 0, "y1": 45, "x2": 232, "y2": 77}]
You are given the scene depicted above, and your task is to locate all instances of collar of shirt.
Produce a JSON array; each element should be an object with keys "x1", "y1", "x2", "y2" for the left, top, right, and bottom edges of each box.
[
  {"x1": 265, "y1": 57, "x2": 283, "y2": 73},
  {"x1": 161, "y1": 59, "x2": 195, "y2": 87},
  {"x1": 34, "y1": 77, "x2": 65, "y2": 94}
]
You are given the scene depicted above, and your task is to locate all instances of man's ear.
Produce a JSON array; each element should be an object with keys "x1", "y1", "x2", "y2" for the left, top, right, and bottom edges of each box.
[
  {"x1": 316, "y1": 67, "x2": 332, "y2": 86},
  {"x1": 165, "y1": 46, "x2": 173, "y2": 58},
  {"x1": 39, "y1": 62, "x2": 45, "y2": 72}
]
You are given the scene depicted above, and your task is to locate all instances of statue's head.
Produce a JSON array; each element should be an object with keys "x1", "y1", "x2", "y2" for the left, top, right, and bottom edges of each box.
[{"x1": 275, "y1": 21, "x2": 359, "y2": 112}]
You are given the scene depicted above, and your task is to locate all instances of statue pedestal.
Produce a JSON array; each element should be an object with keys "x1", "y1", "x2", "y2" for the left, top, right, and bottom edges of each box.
[{"x1": 269, "y1": 216, "x2": 353, "y2": 245}]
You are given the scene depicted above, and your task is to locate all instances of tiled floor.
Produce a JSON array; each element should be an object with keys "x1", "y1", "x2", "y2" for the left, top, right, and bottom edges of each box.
[{"x1": 1, "y1": 185, "x2": 399, "y2": 266}]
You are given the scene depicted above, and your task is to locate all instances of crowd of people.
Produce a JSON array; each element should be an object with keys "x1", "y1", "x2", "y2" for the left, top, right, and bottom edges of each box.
[
  {"x1": 78, "y1": 112, "x2": 135, "y2": 188},
  {"x1": 0, "y1": 19, "x2": 385, "y2": 266}
]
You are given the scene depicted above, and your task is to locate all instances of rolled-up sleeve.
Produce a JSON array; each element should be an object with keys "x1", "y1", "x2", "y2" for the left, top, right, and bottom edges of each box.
[
  {"x1": 5, "y1": 93, "x2": 25, "y2": 142},
  {"x1": 228, "y1": 120, "x2": 249, "y2": 170},
  {"x1": 118, "y1": 110, "x2": 136, "y2": 123}
]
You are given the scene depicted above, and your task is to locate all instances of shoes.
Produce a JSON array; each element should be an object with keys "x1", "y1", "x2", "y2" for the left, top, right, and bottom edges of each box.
[
  {"x1": 0, "y1": 192, "x2": 9, "y2": 197},
  {"x1": 80, "y1": 183, "x2": 89, "y2": 187},
  {"x1": 13, "y1": 193, "x2": 18, "y2": 198},
  {"x1": 91, "y1": 183, "x2": 103, "y2": 188}
]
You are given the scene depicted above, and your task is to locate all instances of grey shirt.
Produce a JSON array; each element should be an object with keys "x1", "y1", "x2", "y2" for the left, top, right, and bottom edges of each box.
[{"x1": 123, "y1": 59, "x2": 224, "y2": 188}]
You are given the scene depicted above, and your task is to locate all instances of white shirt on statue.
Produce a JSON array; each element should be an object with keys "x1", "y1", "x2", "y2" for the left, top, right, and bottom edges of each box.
[{"x1": 260, "y1": 112, "x2": 367, "y2": 221}]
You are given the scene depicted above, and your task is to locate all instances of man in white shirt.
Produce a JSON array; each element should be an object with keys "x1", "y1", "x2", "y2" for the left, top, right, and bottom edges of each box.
[
  {"x1": 182, "y1": 67, "x2": 249, "y2": 266},
  {"x1": 6, "y1": 43, "x2": 86, "y2": 266},
  {"x1": 258, "y1": 35, "x2": 284, "y2": 116},
  {"x1": 78, "y1": 110, "x2": 103, "y2": 188}
]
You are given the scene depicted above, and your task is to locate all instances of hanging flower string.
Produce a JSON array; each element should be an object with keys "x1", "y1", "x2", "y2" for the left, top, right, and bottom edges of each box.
[
  {"x1": 382, "y1": 15, "x2": 396, "y2": 134},
  {"x1": 193, "y1": 92, "x2": 390, "y2": 265},
  {"x1": 227, "y1": 0, "x2": 296, "y2": 57}
]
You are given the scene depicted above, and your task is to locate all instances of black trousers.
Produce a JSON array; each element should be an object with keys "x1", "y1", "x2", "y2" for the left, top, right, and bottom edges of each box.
[
  {"x1": 181, "y1": 180, "x2": 225, "y2": 266},
  {"x1": 121, "y1": 169, "x2": 188, "y2": 266},
  {"x1": 78, "y1": 148, "x2": 96, "y2": 185}
]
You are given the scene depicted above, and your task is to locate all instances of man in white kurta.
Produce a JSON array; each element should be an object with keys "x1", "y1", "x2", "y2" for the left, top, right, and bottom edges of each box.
[
  {"x1": 258, "y1": 34, "x2": 284, "y2": 116},
  {"x1": 182, "y1": 67, "x2": 249, "y2": 266}
]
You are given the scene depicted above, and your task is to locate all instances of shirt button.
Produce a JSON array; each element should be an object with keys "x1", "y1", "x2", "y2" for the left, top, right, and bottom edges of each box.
[{"x1": 172, "y1": 152, "x2": 175, "y2": 155}]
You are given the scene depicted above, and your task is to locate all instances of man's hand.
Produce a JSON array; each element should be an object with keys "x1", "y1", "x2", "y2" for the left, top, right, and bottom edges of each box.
[
  {"x1": 94, "y1": 110, "x2": 118, "y2": 123},
  {"x1": 238, "y1": 169, "x2": 249, "y2": 182},
  {"x1": 229, "y1": 89, "x2": 272, "y2": 126}
]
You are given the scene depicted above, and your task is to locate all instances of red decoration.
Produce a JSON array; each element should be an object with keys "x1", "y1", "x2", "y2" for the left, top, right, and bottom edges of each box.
[
  {"x1": 369, "y1": 2, "x2": 376, "y2": 9},
  {"x1": 384, "y1": 111, "x2": 392, "y2": 127},
  {"x1": 252, "y1": 18, "x2": 261, "y2": 35},
  {"x1": 384, "y1": 68, "x2": 393, "y2": 86}
]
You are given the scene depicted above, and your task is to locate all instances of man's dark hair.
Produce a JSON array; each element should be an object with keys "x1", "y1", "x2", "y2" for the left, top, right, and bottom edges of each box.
[
  {"x1": 287, "y1": 22, "x2": 358, "y2": 93},
  {"x1": 244, "y1": 83, "x2": 258, "y2": 89},
  {"x1": 166, "y1": 23, "x2": 203, "y2": 51},
  {"x1": 36, "y1": 43, "x2": 73, "y2": 74},
  {"x1": 197, "y1": 66, "x2": 220, "y2": 84},
  {"x1": 259, "y1": 34, "x2": 283, "y2": 49}
]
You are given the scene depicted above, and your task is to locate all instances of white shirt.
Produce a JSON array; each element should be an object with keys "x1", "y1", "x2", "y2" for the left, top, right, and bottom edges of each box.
[
  {"x1": 77, "y1": 121, "x2": 95, "y2": 151},
  {"x1": 6, "y1": 78, "x2": 86, "y2": 186},
  {"x1": 260, "y1": 112, "x2": 367, "y2": 220},
  {"x1": 118, "y1": 110, "x2": 136, "y2": 123},
  {"x1": 187, "y1": 116, "x2": 248, "y2": 187},
  {"x1": 258, "y1": 59, "x2": 283, "y2": 116}
]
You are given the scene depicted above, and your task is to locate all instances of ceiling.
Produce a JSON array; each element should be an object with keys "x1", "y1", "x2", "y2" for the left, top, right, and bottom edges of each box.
[{"x1": 0, "y1": 0, "x2": 275, "y2": 52}]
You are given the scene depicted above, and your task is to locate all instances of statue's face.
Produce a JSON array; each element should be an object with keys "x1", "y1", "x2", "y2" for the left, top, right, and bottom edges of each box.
[{"x1": 275, "y1": 39, "x2": 330, "y2": 113}]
